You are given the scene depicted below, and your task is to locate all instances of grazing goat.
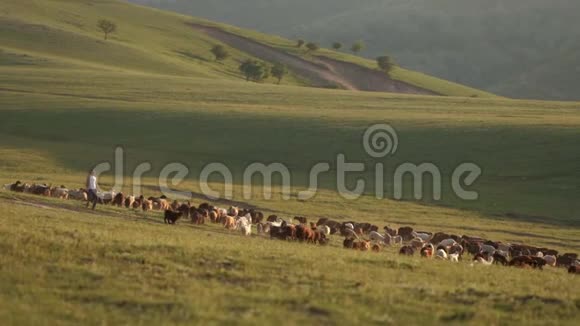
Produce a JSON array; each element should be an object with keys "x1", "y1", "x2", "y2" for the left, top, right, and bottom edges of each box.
[
  {"x1": 384, "y1": 226, "x2": 397, "y2": 237},
  {"x1": 353, "y1": 240, "x2": 371, "y2": 251},
  {"x1": 191, "y1": 209, "x2": 207, "y2": 225},
  {"x1": 421, "y1": 244, "x2": 434, "y2": 258},
  {"x1": 480, "y1": 244, "x2": 496, "y2": 255},
  {"x1": 399, "y1": 246, "x2": 415, "y2": 256},
  {"x1": 51, "y1": 186, "x2": 69, "y2": 199},
  {"x1": 343, "y1": 238, "x2": 354, "y2": 249},
  {"x1": 492, "y1": 252, "x2": 509, "y2": 266},
  {"x1": 343, "y1": 228, "x2": 359, "y2": 240},
  {"x1": 391, "y1": 235, "x2": 403, "y2": 245},
  {"x1": 209, "y1": 210, "x2": 219, "y2": 223},
  {"x1": 112, "y1": 192, "x2": 125, "y2": 207},
  {"x1": 164, "y1": 210, "x2": 183, "y2": 225},
  {"x1": 509, "y1": 256, "x2": 536, "y2": 268},
  {"x1": 142, "y1": 199, "x2": 153, "y2": 212},
  {"x1": 313, "y1": 231, "x2": 328, "y2": 245},
  {"x1": 228, "y1": 206, "x2": 239, "y2": 217},
  {"x1": 398, "y1": 227, "x2": 414, "y2": 241},
  {"x1": 224, "y1": 216, "x2": 236, "y2": 230},
  {"x1": 293, "y1": 216, "x2": 307, "y2": 224},
  {"x1": 316, "y1": 225, "x2": 331, "y2": 236},
  {"x1": 124, "y1": 195, "x2": 135, "y2": 208},
  {"x1": 410, "y1": 238, "x2": 425, "y2": 250}
]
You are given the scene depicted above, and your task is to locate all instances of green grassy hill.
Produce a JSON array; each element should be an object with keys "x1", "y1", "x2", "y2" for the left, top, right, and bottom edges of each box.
[
  {"x1": 1, "y1": 1, "x2": 580, "y2": 324},
  {"x1": 131, "y1": 0, "x2": 580, "y2": 101},
  {"x1": 0, "y1": 0, "x2": 493, "y2": 97}
]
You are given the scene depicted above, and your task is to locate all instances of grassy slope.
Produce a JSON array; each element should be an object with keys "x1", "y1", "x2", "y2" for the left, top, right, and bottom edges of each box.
[
  {"x1": 0, "y1": 1, "x2": 580, "y2": 323},
  {"x1": 0, "y1": 193, "x2": 579, "y2": 325},
  {"x1": 1, "y1": 67, "x2": 579, "y2": 225},
  {"x1": 0, "y1": 0, "x2": 492, "y2": 97},
  {"x1": 0, "y1": 0, "x2": 307, "y2": 85}
]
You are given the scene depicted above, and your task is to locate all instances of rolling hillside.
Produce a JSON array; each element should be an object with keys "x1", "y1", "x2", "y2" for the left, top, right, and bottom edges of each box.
[
  {"x1": 1, "y1": 1, "x2": 580, "y2": 324},
  {"x1": 0, "y1": 0, "x2": 493, "y2": 97},
  {"x1": 130, "y1": 0, "x2": 580, "y2": 101}
]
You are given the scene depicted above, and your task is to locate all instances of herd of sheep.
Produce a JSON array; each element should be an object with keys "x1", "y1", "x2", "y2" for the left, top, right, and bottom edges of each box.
[{"x1": 3, "y1": 181, "x2": 579, "y2": 274}]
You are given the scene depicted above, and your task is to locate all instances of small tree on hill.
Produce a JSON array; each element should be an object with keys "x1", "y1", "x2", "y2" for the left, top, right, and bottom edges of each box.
[
  {"x1": 239, "y1": 60, "x2": 269, "y2": 82},
  {"x1": 210, "y1": 45, "x2": 229, "y2": 61},
  {"x1": 351, "y1": 41, "x2": 365, "y2": 55},
  {"x1": 332, "y1": 42, "x2": 343, "y2": 51},
  {"x1": 97, "y1": 19, "x2": 117, "y2": 40},
  {"x1": 305, "y1": 42, "x2": 320, "y2": 53},
  {"x1": 271, "y1": 63, "x2": 288, "y2": 84},
  {"x1": 376, "y1": 55, "x2": 394, "y2": 74},
  {"x1": 296, "y1": 39, "x2": 305, "y2": 48}
]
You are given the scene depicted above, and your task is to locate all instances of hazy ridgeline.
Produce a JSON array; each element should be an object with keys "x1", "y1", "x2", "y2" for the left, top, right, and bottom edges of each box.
[{"x1": 129, "y1": 0, "x2": 580, "y2": 101}]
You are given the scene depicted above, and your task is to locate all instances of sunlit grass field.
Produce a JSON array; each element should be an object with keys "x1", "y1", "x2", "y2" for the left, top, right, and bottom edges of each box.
[
  {"x1": 0, "y1": 191, "x2": 579, "y2": 325},
  {"x1": 1, "y1": 0, "x2": 580, "y2": 324}
]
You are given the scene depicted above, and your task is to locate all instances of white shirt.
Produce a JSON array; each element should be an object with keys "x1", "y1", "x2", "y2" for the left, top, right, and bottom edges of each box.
[{"x1": 88, "y1": 175, "x2": 97, "y2": 190}]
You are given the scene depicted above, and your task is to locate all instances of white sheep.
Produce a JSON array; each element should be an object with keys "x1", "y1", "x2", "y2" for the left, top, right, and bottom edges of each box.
[
  {"x1": 368, "y1": 231, "x2": 386, "y2": 243},
  {"x1": 68, "y1": 189, "x2": 87, "y2": 201},
  {"x1": 438, "y1": 238, "x2": 457, "y2": 248},
  {"x1": 436, "y1": 249, "x2": 448, "y2": 260},
  {"x1": 236, "y1": 216, "x2": 251, "y2": 236},
  {"x1": 2, "y1": 183, "x2": 11, "y2": 191},
  {"x1": 316, "y1": 225, "x2": 331, "y2": 236},
  {"x1": 480, "y1": 244, "x2": 496, "y2": 255},
  {"x1": 344, "y1": 223, "x2": 354, "y2": 230},
  {"x1": 449, "y1": 253, "x2": 460, "y2": 262},
  {"x1": 543, "y1": 255, "x2": 556, "y2": 267},
  {"x1": 474, "y1": 255, "x2": 494, "y2": 266},
  {"x1": 412, "y1": 231, "x2": 433, "y2": 242},
  {"x1": 536, "y1": 251, "x2": 544, "y2": 258},
  {"x1": 51, "y1": 187, "x2": 69, "y2": 199},
  {"x1": 97, "y1": 191, "x2": 116, "y2": 202}
]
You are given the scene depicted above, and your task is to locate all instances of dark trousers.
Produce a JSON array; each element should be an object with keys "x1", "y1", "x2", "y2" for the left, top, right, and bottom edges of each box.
[{"x1": 87, "y1": 189, "x2": 98, "y2": 210}]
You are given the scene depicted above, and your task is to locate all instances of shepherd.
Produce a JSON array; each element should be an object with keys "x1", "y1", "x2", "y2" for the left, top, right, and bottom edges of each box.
[{"x1": 85, "y1": 169, "x2": 98, "y2": 210}]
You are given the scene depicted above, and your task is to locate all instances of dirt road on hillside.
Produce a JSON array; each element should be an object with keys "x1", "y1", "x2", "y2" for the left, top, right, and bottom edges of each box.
[{"x1": 190, "y1": 23, "x2": 438, "y2": 95}]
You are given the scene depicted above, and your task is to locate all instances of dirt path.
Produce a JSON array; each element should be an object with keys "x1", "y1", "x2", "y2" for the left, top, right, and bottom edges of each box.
[{"x1": 190, "y1": 23, "x2": 438, "y2": 95}]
